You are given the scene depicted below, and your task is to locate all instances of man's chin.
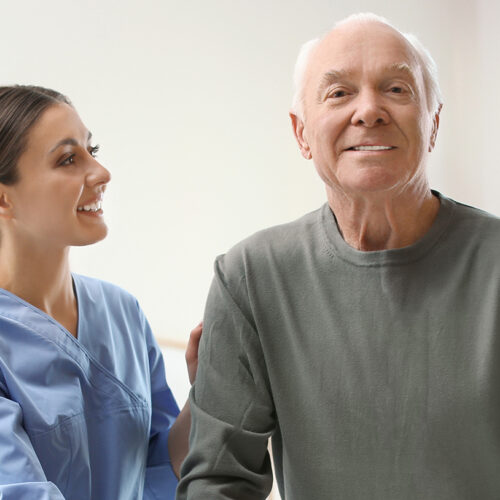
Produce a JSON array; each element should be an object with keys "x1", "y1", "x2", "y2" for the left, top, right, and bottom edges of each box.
[{"x1": 335, "y1": 168, "x2": 404, "y2": 196}]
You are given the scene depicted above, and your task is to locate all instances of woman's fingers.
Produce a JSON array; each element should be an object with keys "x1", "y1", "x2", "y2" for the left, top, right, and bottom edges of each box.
[{"x1": 185, "y1": 322, "x2": 203, "y2": 384}]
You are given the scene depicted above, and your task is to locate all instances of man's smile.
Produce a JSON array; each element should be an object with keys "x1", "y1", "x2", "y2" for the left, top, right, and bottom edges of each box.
[{"x1": 348, "y1": 145, "x2": 395, "y2": 151}]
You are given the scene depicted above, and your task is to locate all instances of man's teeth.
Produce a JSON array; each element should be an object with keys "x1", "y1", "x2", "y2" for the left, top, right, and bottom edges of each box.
[
  {"x1": 352, "y1": 146, "x2": 393, "y2": 151},
  {"x1": 77, "y1": 201, "x2": 102, "y2": 212}
]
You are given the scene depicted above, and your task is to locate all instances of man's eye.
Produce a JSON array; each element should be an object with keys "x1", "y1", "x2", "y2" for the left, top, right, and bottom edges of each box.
[
  {"x1": 389, "y1": 86, "x2": 404, "y2": 94},
  {"x1": 329, "y1": 89, "x2": 347, "y2": 99}
]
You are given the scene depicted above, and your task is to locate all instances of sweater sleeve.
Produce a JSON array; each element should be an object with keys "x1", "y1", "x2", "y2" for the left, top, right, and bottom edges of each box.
[{"x1": 177, "y1": 256, "x2": 275, "y2": 499}]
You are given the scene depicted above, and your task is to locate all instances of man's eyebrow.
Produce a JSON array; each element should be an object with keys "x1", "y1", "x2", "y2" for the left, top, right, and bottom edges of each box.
[
  {"x1": 49, "y1": 131, "x2": 93, "y2": 154},
  {"x1": 316, "y1": 69, "x2": 351, "y2": 102},
  {"x1": 387, "y1": 63, "x2": 417, "y2": 81}
]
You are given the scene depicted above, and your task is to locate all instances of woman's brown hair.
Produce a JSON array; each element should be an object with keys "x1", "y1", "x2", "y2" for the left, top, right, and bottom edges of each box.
[{"x1": 0, "y1": 85, "x2": 71, "y2": 185}]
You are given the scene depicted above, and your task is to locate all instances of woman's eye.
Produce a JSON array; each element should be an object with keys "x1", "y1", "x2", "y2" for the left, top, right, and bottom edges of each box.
[
  {"x1": 89, "y1": 144, "x2": 100, "y2": 158},
  {"x1": 60, "y1": 154, "x2": 75, "y2": 166}
]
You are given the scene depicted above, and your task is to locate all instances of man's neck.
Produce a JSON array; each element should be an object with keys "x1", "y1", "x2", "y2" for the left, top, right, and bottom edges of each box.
[{"x1": 327, "y1": 185, "x2": 440, "y2": 251}]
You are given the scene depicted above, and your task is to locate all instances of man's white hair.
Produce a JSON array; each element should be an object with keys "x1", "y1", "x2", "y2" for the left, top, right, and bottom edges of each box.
[{"x1": 291, "y1": 13, "x2": 443, "y2": 120}]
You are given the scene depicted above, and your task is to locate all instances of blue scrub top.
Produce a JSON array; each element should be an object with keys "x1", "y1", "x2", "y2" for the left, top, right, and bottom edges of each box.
[{"x1": 0, "y1": 274, "x2": 180, "y2": 499}]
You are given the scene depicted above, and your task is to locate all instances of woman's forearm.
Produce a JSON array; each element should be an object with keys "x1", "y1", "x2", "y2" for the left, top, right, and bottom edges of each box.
[{"x1": 168, "y1": 400, "x2": 192, "y2": 478}]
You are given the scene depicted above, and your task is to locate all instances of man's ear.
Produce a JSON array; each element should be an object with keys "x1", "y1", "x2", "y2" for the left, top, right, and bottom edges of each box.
[
  {"x1": 290, "y1": 112, "x2": 312, "y2": 160},
  {"x1": 429, "y1": 104, "x2": 442, "y2": 152},
  {"x1": 0, "y1": 190, "x2": 14, "y2": 219}
]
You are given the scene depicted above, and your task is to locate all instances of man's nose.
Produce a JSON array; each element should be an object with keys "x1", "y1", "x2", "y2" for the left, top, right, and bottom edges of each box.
[{"x1": 350, "y1": 90, "x2": 390, "y2": 127}]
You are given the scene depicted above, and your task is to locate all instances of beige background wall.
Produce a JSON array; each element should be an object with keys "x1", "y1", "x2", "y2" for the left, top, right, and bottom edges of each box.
[{"x1": 3, "y1": 2, "x2": 499, "y2": 497}]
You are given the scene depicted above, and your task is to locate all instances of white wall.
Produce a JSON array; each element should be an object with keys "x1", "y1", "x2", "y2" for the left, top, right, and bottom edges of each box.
[{"x1": 2, "y1": 0, "x2": 498, "y2": 352}]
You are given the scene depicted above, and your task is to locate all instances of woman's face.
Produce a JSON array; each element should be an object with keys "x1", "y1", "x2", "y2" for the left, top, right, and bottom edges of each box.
[{"x1": 3, "y1": 103, "x2": 111, "y2": 249}]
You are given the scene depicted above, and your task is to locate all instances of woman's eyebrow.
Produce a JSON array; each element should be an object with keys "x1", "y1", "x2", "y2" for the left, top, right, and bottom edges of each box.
[{"x1": 49, "y1": 132, "x2": 93, "y2": 154}]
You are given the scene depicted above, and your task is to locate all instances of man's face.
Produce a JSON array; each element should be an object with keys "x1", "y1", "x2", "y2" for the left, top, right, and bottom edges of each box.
[{"x1": 292, "y1": 22, "x2": 439, "y2": 199}]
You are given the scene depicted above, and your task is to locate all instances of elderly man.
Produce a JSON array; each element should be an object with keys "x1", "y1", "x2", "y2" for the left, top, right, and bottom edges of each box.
[{"x1": 177, "y1": 13, "x2": 500, "y2": 500}]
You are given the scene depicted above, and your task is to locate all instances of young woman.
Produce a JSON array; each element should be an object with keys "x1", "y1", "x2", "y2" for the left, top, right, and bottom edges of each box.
[{"x1": 0, "y1": 85, "x2": 201, "y2": 499}]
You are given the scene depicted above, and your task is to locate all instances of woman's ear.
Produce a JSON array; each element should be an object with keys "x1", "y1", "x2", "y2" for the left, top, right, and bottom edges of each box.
[{"x1": 0, "y1": 190, "x2": 14, "y2": 219}]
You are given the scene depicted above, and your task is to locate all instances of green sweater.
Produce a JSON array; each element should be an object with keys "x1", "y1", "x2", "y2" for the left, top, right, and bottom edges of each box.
[{"x1": 178, "y1": 193, "x2": 500, "y2": 499}]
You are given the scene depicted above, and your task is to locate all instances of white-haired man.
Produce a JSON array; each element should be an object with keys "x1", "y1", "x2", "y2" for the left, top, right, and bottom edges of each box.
[{"x1": 177, "y1": 13, "x2": 500, "y2": 500}]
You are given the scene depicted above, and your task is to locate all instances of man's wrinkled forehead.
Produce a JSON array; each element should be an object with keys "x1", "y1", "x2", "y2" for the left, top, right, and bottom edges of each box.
[{"x1": 305, "y1": 21, "x2": 423, "y2": 91}]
